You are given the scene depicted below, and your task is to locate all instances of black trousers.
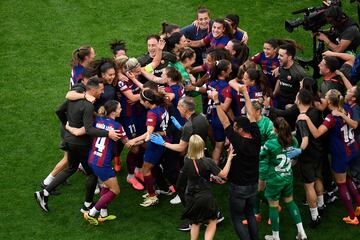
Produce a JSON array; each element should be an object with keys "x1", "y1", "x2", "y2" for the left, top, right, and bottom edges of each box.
[
  {"x1": 46, "y1": 143, "x2": 97, "y2": 203},
  {"x1": 229, "y1": 183, "x2": 258, "y2": 240}
]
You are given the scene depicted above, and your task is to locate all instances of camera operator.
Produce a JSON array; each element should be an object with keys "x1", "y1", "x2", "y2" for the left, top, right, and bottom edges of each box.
[{"x1": 317, "y1": 6, "x2": 360, "y2": 53}]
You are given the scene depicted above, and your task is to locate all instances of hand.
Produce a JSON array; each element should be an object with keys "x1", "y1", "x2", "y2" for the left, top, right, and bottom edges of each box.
[
  {"x1": 185, "y1": 84, "x2": 195, "y2": 91},
  {"x1": 126, "y1": 71, "x2": 136, "y2": 80},
  {"x1": 335, "y1": 70, "x2": 344, "y2": 77},
  {"x1": 192, "y1": 19, "x2": 200, "y2": 29},
  {"x1": 238, "y1": 84, "x2": 247, "y2": 94},
  {"x1": 332, "y1": 109, "x2": 344, "y2": 117},
  {"x1": 226, "y1": 144, "x2": 236, "y2": 161},
  {"x1": 125, "y1": 139, "x2": 136, "y2": 148},
  {"x1": 108, "y1": 130, "x2": 123, "y2": 141},
  {"x1": 158, "y1": 38, "x2": 166, "y2": 50},
  {"x1": 65, "y1": 121, "x2": 70, "y2": 130},
  {"x1": 150, "y1": 133, "x2": 165, "y2": 146},
  {"x1": 272, "y1": 67, "x2": 279, "y2": 77},
  {"x1": 210, "y1": 90, "x2": 219, "y2": 102},
  {"x1": 287, "y1": 147, "x2": 302, "y2": 159},
  {"x1": 322, "y1": 50, "x2": 334, "y2": 57},
  {"x1": 85, "y1": 93, "x2": 96, "y2": 103},
  {"x1": 297, "y1": 113, "x2": 309, "y2": 121},
  {"x1": 171, "y1": 116, "x2": 182, "y2": 130}
]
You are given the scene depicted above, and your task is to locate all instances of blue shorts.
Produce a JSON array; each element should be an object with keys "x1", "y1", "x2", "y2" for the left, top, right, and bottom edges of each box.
[
  {"x1": 90, "y1": 164, "x2": 116, "y2": 182},
  {"x1": 210, "y1": 117, "x2": 225, "y2": 142},
  {"x1": 331, "y1": 154, "x2": 356, "y2": 173},
  {"x1": 144, "y1": 141, "x2": 165, "y2": 165}
]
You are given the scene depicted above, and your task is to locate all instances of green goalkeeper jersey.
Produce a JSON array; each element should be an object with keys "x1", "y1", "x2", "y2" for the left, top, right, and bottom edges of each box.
[
  {"x1": 260, "y1": 136, "x2": 298, "y2": 184},
  {"x1": 256, "y1": 116, "x2": 274, "y2": 146}
]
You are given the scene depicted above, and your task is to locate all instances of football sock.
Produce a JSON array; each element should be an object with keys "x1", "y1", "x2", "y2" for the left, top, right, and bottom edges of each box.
[
  {"x1": 100, "y1": 187, "x2": 110, "y2": 197},
  {"x1": 135, "y1": 167, "x2": 142, "y2": 173},
  {"x1": 127, "y1": 174, "x2": 135, "y2": 179},
  {"x1": 43, "y1": 189, "x2": 49, "y2": 197},
  {"x1": 346, "y1": 177, "x2": 360, "y2": 206},
  {"x1": 337, "y1": 183, "x2": 356, "y2": 219},
  {"x1": 144, "y1": 175, "x2": 155, "y2": 196},
  {"x1": 272, "y1": 231, "x2": 280, "y2": 240},
  {"x1": 100, "y1": 208, "x2": 108, "y2": 217},
  {"x1": 126, "y1": 151, "x2": 136, "y2": 174},
  {"x1": 269, "y1": 206, "x2": 279, "y2": 232},
  {"x1": 317, "y1": 195, "x2": 324, "y2": 208},
  {"x1": 43, "y1": 174, "x2": 54, "y2": 185},
  {"x1": 95, "y1": 190, "x2": 117, "y2": 210},
  {"x1": 310, "y1": 207, "x2": 319, "y2": 220},
  {"x1": 286, "y1": 200, "x2": 302, "y2": 224},
  {"x1": 89, "y1": 207, "x2": 99, "y2": 217}
]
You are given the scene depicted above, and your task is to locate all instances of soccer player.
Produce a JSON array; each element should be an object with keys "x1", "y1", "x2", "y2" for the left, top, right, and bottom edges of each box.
[
  {"x1": 70, "y1": 45, "x2": 95, "y2": 87},
  {"x1": 261, "y1": 117, "x2": 307, "y2": 240},
  {"x1": 298, "y1": 89, "x2": 360, "y2": 225},
  {"x1": 126, "y1": 89, "x2": 170, "y2": 207},
  {"x1": 109, "y1": 39, "x2": 127, "y2": 58},
  {"x1": 82, "y1": 100, "x2": 128, "y2": 225},
  {"x1": 189, "y1": 18, "x2": 231, "y2": 49}
]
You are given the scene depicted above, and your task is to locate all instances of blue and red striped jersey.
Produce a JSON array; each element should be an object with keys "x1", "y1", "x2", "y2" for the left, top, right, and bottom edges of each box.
[
  {"x1": 206, "y1": 80, "x2": 231, "y2": 118},
  {"x1": 117, "y1": 80, "x2": 143, "y2": 118},
  {"x1": 70, "y1": 64, "x2": 85, "y2": 87},
  {"x1": 203, "y1": 33, "x2": 229, "y2": 48},
  {"x1": 88, "y1": 117, "x2": 126, "y2": 168},
  {"x1": 165, "y1": 84, "x2": 186, "y2": 125},
  {"x1": 251, "y1": 52, "x2": 280, "y2": 89},
  {"x1": 323, "y1": 113, "x2": 358, "y2": 160},
  {"x1": 231, "y1": 85, "x2": 263, "y2": 117},
  {"x1": 146, "y1": 106, "x2": 169, "y2": 133}
]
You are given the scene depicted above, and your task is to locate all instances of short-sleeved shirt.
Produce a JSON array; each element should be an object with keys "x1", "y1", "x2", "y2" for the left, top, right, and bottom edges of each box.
[
  {"x1": 146, "y1": 106, "x2": 169, "y2": 133},
  {"x1": 203, "y1": 33, "x2": 229, "y2": 48},
  {"x1": 165, "y1": 84, "x2": 186, "y2": 125},
  {"x1": 257, "y1": 116, "x2": 274, "y2": 146},
  {"x1": 233, "y1": 30, "x2": 244, "y2": 42},
  {"x1": 320, "y1": 76, "x2": 346, "y2": 98},
  {"x1": 334, "y1": 19, "x2": 360, "y2": 52},
  {"x1": 70, "y1": 64, "x2": 85, "y2": 87},
  {"x1": 296, "y1": 107, "x2": 324, "y2": 162},
  {"x1": 225, "y1": 123, "x2": 261, "y2": 186},
  {"x1": 278, "y1": 63, "x2": 307, "y2": 107},
  {"x1": 181, "y1": 112, "x2": 209, "y2": 143},
  {"x1": 206, "y1": 80, "x2": 231, "y2": 119},
  {"x1": 322, "y1": 113, "x2": 358, "y2": 160},
  {"x1": 231, "y1": 85, "x2": 263, "y2": 117},
  {"x1": 88, "y1": 117, "x2": 126, "y2": 168}
]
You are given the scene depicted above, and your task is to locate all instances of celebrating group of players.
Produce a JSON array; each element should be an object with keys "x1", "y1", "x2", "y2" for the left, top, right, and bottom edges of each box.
[{"x1": 33, "y1": 3, "x2": 360, "y2": 240}]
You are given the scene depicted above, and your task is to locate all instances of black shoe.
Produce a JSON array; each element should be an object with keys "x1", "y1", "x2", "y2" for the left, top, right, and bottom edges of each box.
[
  {"x1": 217, "y1": 211, "x2": 225, "y2": 224},
  {"x1": 324, "y1": 192, "x2": 337, "y2": 204},
  {"x1": 80, "y1": 203, "x2": 94, "y2": 214},
  {"x1": 177, "y1": 220, "x2": 191, "y2": 232},
  {"x1": 318, "y1": 204, "x2": 326, "y2": 216},
  {"x1": 40, "y1": 181, "x2": 61, "y2": 196},
  {"x1": 310, "y1": 215, "x2": 321, "y2": 228},
  {"x1": 34, "y1": 191, "x2": 49, "y2": 212}
]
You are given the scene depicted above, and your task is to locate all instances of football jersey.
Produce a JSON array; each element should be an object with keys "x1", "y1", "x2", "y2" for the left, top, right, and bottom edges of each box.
[
  {"x1": 251, "y1": 52, "x2": 280, "y2": 89},
  {"x1": 206, "y1": 80, "x2": 231, "y2": 119},
  {"x1": 260, "y1": 137, "x2": 298, "y2": 184},
  {"x1": 88, "y1": 117, "x2": 126, "y2": 168},
  {"x1": 257, "y1": 116, "x2": 274, "y2": 146},
  {"x1": 165, "y1": 84, "x2": 186, "y2": 125},
  {"x1": 231, "y1": 85, "x2": 263, "y2": 117},
  {"x1": 117, "y1": 80, "x2": 142, "y2": 118},
  {"x1": 70, "y1": 64, "x2": 85, "y2": 87},
  {"x1": 322, "y1": 113, "x2": 358, "y2": 160},
  {"x1": 146, "y1": 106, "x2": 169, "y2": 133},
  {"x1": 203, "y1": 33, "x2": 230, "y2": 48}
]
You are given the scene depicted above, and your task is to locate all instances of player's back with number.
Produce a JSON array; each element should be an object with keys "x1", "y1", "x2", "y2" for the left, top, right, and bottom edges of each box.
[
  {"x1": 88, "y1": 116, "x2": 125, "y2": 168},
  {"x1": 261, "y1": 136, "x2": 298, "y2": 184}
]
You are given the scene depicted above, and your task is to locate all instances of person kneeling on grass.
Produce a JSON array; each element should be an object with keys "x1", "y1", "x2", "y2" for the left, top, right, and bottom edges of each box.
[
  {"x1": 176, "y1": 134, "x2": 234, "y2": 240},
  {"x1": 67, "y1": 100, "x2": 129, "y2": 225}
]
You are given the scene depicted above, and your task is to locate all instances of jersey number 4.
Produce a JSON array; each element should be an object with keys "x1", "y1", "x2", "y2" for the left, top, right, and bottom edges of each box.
[{"x1": 94, "y1": 137, "x2": 106, "y2": 157}]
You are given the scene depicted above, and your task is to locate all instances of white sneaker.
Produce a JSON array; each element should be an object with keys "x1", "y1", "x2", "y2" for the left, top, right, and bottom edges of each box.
[
  {"x1": 140, "y1": 195, "x2": 159, "y2": 207},
  {"x1": 264, "y1": 235, "x2": 277, "y2": 240},
  {"x1": 170, "y1": 194, "x2": 181, "y2": 204}
]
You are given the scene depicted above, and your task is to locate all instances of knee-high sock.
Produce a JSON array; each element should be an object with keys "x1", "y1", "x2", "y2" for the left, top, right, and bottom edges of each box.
[
  {"x1": 337, "y1": 183, "x2": 355, "y2": 218},
  {"x1": 286, "y1": 200, "x2": 302, "y2": 224},
  {"x1": 126, "y1": 152, "x2": 137, "y2": 174},
  {"x1": 136, "y1": 148, "x2": 145, "y2": 168},
  {"x1": 144, "y1": 175, "x2": 155, "y2": 196},
  {"x1": 95, "y1": 190, "x2": 117, "y2": 211},
  {"x1": 100, "y1": 187, "x2": 110, "y2": 208},
  {"x1": 346, "y1": 177, "x2": 360, "y2": 206},
  {"x1": 269, "y1": 206, "x2": 279, "y2": 232}
]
